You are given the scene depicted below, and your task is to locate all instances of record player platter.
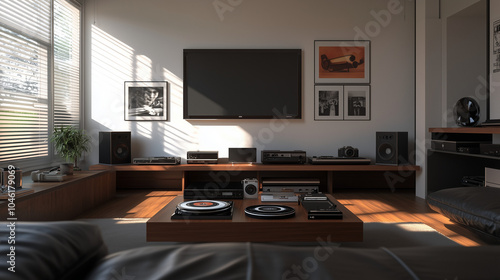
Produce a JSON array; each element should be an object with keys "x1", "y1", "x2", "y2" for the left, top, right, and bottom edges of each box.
[
  {"x1": 177, "y1": 200, "x2": 232, "y2": 213},
  {"x1": 245, "y1": 205, "x2": 295, "y2": 219},
  {"x1": 172, "y1": 200, "x2": 234, "y2": 220}
]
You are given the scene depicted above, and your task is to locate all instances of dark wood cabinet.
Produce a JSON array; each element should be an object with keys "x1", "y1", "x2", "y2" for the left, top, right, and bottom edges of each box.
[
  {"x1": 90, "y1": 163, "x2": 420, "y2": 193},
  {"x1": 427, "y1": 127, "x2": 500, "y2": 193}
]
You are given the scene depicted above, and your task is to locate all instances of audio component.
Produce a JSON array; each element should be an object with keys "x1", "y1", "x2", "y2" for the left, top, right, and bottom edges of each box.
[
  {"x1": 242, "y1": 178, "x2": 259, "y2": 199},
  {"x1": 308, "y1": 156, "x2": 371, "y2": 165},
  {"x1": 229, "y1": 148, "x2": 257, "y2": 163},
  {"x1": 480, "y1": 144, "x2": 500, "y2": 157},
  {"x1": 133, "y1": 157, "x2": 181, "y2": 165},
  {"x1": 183, "y1": 182, "x2": 243, "y2": 199},
  {"x1": 299, "y1": 193, "x2": 343, "y2": 219},
  {"x1": 187, "y1": 151, "x2": 218, "y2": 164},
  {"x1": 261, "y1": 192, "x2": 298, "y2": 202},
  {"x1": 261, "y1": 178, "x2": 319, "y2": 193},
  {"x1": 431, "y1": 140, "x2": 482, "y2": 154},
  {"x1": 99, "y1": 131, "x2": 131, "y2": 164},
  {"x1": 171, "y1": 200, "x2": 234, "y2": 220},
  {"x1": 261, "y1": 150, "x2": 307, "y2": 164},
  {"x1": 244, "y1": 205, "x2": 295, "y2": 219},
  {"x1": 376, "y1": 132, "x2": 408, "y2": 165}
]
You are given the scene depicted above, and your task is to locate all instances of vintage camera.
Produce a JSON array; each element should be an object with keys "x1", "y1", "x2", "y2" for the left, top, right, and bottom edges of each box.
[
  {"x1": 31, "y1": 170, "x2": 65, "y2": 182},
  {"x1": 242, "y1": 178, "x2": 259, "y2": 199},
  {"x1": 338, "y1": 146, "x2": 359, "y2": 158}
]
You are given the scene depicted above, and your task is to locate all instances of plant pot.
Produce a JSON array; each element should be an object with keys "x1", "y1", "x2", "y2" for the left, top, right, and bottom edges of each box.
[{"x1": 60, "y1": 163, "x2": 74, "y2": 175}]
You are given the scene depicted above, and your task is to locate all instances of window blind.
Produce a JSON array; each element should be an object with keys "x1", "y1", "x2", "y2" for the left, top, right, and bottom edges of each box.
[
  {"x1": 0, "y1": 0, "x2": 81, "y2": 167},
  {"x1": 54, "y1": 0, "x2": 80, "y2": 127},
  {"x1": 0, "y1": 26, "x2": 50, "y2": 162},
  {"x1": 0, "y1": 0, "x2": 51, "y2": 44}
]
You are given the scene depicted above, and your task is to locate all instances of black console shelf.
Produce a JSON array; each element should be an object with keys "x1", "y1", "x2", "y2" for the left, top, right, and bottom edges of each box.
[{"x1": 427, "y1": 127, "x2": 500, "y2": 193}]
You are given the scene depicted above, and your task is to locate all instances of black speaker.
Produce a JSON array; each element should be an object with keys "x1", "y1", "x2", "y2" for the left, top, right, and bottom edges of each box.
[
  {"x1": 99, "y1": 131, "x2": 131, "y2": 164},
  {"x1": 228, "y1": 148, "x2": 257, "y2": 163},
  {"x1": 376, "y1": 132, "x2": 408, "y2": 165}
]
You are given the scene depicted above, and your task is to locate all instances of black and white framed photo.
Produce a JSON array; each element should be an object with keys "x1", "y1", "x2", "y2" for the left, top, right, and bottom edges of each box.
[
  {"x1": 488, "y1": 3, "x2": 500, "y2": 124},
  {"x1": 314, "y1": 85, "x2": 344, "y2": 120},
  {"x1": 344, "y1": 85, "x2": 370, "y2": 120},
  {"x1": 314, "y1": 40, "x2": 370, "y2": 84},
  {"x1": 124, "y1": 81, "x2": 168, "y2": 121}
]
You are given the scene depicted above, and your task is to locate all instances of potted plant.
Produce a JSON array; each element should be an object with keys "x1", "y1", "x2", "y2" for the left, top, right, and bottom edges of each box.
[{"x1": 50, "y1": 125, "x2": 91, "y2": 172}]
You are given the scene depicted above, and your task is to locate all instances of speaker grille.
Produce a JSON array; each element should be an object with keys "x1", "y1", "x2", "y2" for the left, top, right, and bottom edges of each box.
[{"x1": 378, "y1": 143, "x2": 394, "y2": 161}]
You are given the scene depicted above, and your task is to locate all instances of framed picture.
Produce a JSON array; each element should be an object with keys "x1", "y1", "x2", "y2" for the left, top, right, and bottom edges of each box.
[
  {"x1": 344, "y1": 85, "x2": 370, "y2": 120},
  {"x1": 314, "y1": 40, "x2": 370, "y2": 84},
  {"x1": 314, "y1": 85, "x2": 344, "y2": 120},
  {"x1": 487, "y1": 5, "x2": 500, "y2": 124},
  {"x1": 124, "y1": 81, "x2": 168, "y2": 121}
]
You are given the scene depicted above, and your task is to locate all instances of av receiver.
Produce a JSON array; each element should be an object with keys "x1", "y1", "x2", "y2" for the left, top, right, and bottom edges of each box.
[
  {"x1": 133, "y1": 157, "x2": 181, "y2": 165},
  {"x1": 261, "y1": 150, "x2": 307, "y2": 164},
  {"x1": 187, "y1": 151, "x2": 218, "y2": 164}
]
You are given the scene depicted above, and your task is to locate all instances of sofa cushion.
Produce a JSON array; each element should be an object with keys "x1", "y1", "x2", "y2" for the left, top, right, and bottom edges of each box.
[
  {"x1": 85, "y1": 243, "x2": 500, "y2": 280},
  {"x1": 427, "y1": 187, "x2": 500, "y2": 241},
  {"x1": 0, "y1": 221, "x2": 108, "y2": 280}
]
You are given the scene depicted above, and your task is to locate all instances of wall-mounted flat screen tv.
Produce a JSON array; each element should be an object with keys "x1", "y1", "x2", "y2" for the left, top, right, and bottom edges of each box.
[{"x1": 183, "y1": 49, "x2": 302, "y2": 119}]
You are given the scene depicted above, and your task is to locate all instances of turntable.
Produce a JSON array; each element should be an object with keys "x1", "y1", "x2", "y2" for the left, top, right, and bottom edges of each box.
[
  {"x1": 171, "y1": 200, "x2": 234, "y2": 220},
  {"x1": 244, "y1": 205, "x2": 295, "y2": 219}
]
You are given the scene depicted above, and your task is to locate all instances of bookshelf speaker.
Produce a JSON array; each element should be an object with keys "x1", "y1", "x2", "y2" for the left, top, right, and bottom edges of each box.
[
  {"x1": 99, "y1": 131, "x2": 131, "y2": 164},
  {"x1": 376, "y1": 132, "x2": 408, "y2": 165}
]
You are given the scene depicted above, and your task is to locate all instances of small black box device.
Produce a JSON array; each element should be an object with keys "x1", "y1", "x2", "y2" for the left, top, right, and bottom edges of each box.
[
  {"x1": 431, "y1": 140, "x2": 482, "y2": 154},
  {"x1": 187, "y1": 151, "x2": 218, "y2": 164},
  {"x1": 299, "y1": 193, "x2": 343, "y2": 219},
  {"x1": 229, "y1": 148, "x2": 257, "y2": 163},
  {"x1": 480, "y1": 144, "x2": 500, "y2": 157},
  {"x1": 261, "y1": 150, "x2": 307, "y2": 164}
]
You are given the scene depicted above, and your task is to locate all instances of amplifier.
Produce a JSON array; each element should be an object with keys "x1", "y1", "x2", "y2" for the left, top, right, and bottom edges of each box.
[
  {"x1": 133, "y1": 157, "x2": 181, "y2": 165},
  {"x1": 431, "y1": 140, "x2": 483, "y2": 154},
  {"x1": 261, "y1": 178, "x2": 319, "y2": 193},
  {"x1": 480, "y1": 144, "x2": 500, "y2": 157},
  {"x1": 187, "y1": 151, "x2": 218, "y2": 164},
  {"x1": 261, "y1": 150, "x2": 307, "y2": 164},
  {"x1": 183, "y1": 182, "x2": 243, "y2": 199}
]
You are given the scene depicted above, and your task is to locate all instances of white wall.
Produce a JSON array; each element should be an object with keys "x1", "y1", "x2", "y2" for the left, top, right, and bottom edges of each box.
[
  {"x1": 415, "y1": 0, "x2": 487, "y2": 198},
  {"x1": 82, "y1": 0, "x2": 416, "y2": 169}
]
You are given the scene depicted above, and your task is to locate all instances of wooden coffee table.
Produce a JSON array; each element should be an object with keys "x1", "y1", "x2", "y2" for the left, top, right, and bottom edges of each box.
[{"x1": 147, "y1": 194, "x2": 363, "y2": 242}]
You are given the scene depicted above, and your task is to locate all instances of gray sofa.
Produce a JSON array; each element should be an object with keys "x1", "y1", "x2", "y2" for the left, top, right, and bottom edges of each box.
[
  {"x1": 427, "y1": 186, "x2": 500, "y2": 243},
  {"x1": 1, "y1": 221, "x2": 500, "y2": 280}
]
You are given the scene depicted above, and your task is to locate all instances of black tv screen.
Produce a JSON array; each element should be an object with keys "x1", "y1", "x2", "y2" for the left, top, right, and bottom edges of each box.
[{"x1": 183, "y1": 49, "x2": 302, "y2": 119}]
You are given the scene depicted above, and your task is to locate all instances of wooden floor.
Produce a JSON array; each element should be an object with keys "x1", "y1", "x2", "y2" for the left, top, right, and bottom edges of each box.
[{"x1": 78, "y1": 188, "x2": 487, "y2": 247}]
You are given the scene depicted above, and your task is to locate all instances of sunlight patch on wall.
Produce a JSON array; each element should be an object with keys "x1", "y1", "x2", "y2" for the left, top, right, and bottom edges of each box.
[
  {"x1": 90, "y1": 24, "x2": 198, "y2": 156},
  {"x1": 91, "y1": 25, "x2": 134, "y2": 129}
]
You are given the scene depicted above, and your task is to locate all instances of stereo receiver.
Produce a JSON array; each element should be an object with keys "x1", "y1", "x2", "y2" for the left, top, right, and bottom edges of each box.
[
  {"x1": 187, "y1": 151, "x2": 219, "y2": 164},
  {"x1": 261, "y1": 150, "x2": 307, "y2": 164}
]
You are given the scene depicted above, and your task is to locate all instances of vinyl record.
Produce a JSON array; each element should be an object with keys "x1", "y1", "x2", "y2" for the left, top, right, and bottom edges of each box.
[
  {"x1": 245, "y1": 205, "x2": 295, "y2": 219},
  {"x1": 177, "y1": 200, "x2": 231, "y2": 213}
]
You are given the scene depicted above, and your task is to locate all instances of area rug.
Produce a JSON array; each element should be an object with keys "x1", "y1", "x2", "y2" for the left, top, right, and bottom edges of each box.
[{"x1": 79, "y1": 219, "x2": 459, "y2": 253}]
